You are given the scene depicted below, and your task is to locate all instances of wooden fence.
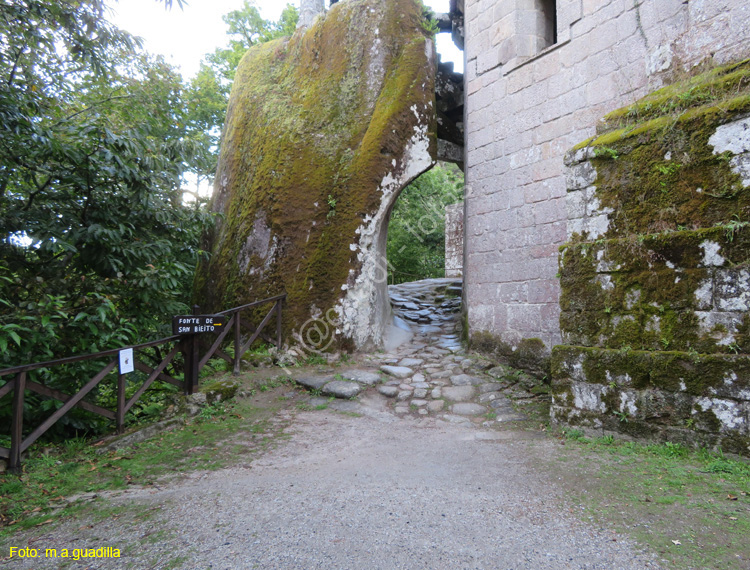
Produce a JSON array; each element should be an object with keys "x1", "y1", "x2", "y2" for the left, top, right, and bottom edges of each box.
[{"x1": 0, "y1": 294, "x2": 285, "y2": 472}]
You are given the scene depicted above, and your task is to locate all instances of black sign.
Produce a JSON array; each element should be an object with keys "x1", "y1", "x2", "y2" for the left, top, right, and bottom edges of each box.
[{"x1": 172, "y1": 315, "x2": 228, "y2": 335}]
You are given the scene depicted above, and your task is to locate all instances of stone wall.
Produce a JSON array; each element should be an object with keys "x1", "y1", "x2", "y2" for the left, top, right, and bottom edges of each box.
[
  {"x1": 445, "y1": 202, "x2": 464, "y2": 277},
  {"x1": 551, "y1": 61, "x2": 750, "y2": 455},
  {"x1": 463, "y1": 0, "x2": 750, "y2": 352}
]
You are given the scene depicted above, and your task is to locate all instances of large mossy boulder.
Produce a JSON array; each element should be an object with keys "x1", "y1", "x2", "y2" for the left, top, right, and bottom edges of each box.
[{"x1": 194, "y1": 0, "x2": 437, "y2": 352}]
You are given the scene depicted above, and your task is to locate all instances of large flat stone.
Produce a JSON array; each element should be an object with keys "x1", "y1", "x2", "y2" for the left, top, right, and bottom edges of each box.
[
  {"x1": 322, "y1": 381, "x2": 362, "y2": 399},
  {"x1": 479, "y1": 382, "x2": 503, "y2": 394},
  {"x1": 442, "y1": 385, "x2": 476, "y2": 402},
  {"x1": 296, "y1": 375, "x2": 332, "y2": 391},
  {"x1": 427, "y1": 400, "x2": 445, "y2": 413},
  {"x1": 380, "y1": 365, "x2": 414, "y2": 379},
  {"x1": 398, "y1": 357, "x2": 424, "y2": 368},
  {"x1": 440, "y1": 414, "x2": 472, "y2": 425},
  {"x1": 340, "y1": 369, "x2": 381, "y2": 385},
  {"x1": 328, "y1": 400, "x2": 362, "y2": 413},
  {"x1": 451, "y1": 374, "x2": 484, "y2": 386},
  {"x1": 378, "y1": 385, "x2": 400, "y2": 398},
  {"x1": 451, "y1": 403, "x2": 487, "y2": 416}
]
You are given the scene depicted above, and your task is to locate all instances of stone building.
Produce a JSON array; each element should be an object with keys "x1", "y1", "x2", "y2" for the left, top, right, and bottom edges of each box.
[{"x1": 462, "y1": 0, "x2": 750, "y2": 351}]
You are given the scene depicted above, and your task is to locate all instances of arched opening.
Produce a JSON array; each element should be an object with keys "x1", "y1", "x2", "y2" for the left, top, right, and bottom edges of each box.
[
  {"x1": 381, "y1": 163, "x2": 465, "y2": 350},
  {"x1": 386, "y1": 164, "x2": 464, "y2": 286},
  {"x1": 374, "y1": 0, "x2": 466, "y2": 351}
]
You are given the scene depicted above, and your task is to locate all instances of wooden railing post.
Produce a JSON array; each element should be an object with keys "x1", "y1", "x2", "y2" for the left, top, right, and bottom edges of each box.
[
  {"x1": 276, "y1": 299, "x2": 283, "y2": 349},
  {"x1": 185, "y1": 305, "x2": 200, "y2": 395},
  {"x1": 233, "y1": 312, "x2": 242, "y2": 376},
  {"x1": 10, "y1": 372, "x2": 26, "y2": 472},
  {"x1": 116, "y1": 373, "x2": 126, "y2": 434}
]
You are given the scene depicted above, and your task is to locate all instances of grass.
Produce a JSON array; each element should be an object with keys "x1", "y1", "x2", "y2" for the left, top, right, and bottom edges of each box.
[
  {"x1": 542, "y1": 430, "x2": 750, "y2": 569},
  {"x1": 0, "y1": 377, "x2": 301, "y2": 537}
]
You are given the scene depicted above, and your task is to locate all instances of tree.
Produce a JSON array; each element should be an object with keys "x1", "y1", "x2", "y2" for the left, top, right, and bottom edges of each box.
[
  {"x1": 0, "y1": 0, "x2": 213, "y2": 435},
  {"x1": 205, "y1": 2, "x2": 299, "y2": 84}
]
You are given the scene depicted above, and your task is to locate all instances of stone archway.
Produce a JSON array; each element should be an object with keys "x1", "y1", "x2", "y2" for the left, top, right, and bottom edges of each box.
[{"x1": 193, "y1": 0, "x2": 438, "y2": 352}]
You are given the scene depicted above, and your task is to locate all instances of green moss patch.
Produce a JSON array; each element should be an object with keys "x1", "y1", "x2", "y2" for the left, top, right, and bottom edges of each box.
[
  {"x1": 471, "y1": 331, "x2": 551, "y2": 378},
  {"x1": 552, "y1": 345, "x2": 750, "y2": 397},
  {"x1": 559, "y1": 225, "x2": 750, "y2": 352}
]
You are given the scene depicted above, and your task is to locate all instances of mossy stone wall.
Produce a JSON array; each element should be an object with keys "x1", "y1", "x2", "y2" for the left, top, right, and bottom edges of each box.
[
  {"x1": 193, "y1": 0, "x2": 437, "y2": 351},
  {"x1": 553, "y1": 61, "x2": 750, "y2": 455}
]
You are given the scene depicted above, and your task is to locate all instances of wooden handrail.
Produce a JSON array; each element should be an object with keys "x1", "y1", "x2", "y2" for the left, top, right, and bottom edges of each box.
[
  {"x1": 0, "y1": 293, "x2": 286, "y2": 471},
  {"x1": 0, "y1": 335, "x2": 182, "y2": 378}
]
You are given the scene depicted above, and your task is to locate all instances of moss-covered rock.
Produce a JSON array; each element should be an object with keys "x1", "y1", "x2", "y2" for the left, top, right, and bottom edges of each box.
[
  {"x1": 556, "y1": 60, "x2": 750, "y2": 455},
  {"x1": 201, "y1": 379, "x2": 240, "y2": 404},
  {"x1": 470, "y1": 330, "x2": 551, "y2": 379},
  {"x1": 194, "y1": 0, "x2": 437, "y2": 351},
  {"x1": 551, "y1": 345, "x2": 750, "y2": 454},
  {"x1": 558, "y1": 225, "x2": 750, "y2": 352}
]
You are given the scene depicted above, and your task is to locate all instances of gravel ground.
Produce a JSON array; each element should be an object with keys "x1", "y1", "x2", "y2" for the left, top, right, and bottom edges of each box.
[{"x1": 3, "y1": 394, "x2": 664, "y2": 570}]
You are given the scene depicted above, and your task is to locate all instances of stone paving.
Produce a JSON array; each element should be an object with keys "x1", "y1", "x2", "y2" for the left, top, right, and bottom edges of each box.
[{"x1": 296, "y1": 278, "x2": 540, "y2": 427}]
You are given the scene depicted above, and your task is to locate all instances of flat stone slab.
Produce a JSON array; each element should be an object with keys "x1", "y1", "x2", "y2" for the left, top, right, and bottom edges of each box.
[
  {"x1": 479, "y1": 382, "x2": 503, "y2": 394},
  {"x1": 296, "y1": 375, "x2": 331, "y2": 391},
  {"x1": 496, "y1": 413, "x2": 528, "y2": 422},
  {"x1": 398, "y1": 358, "x2": 424, "y2": 368},
  {"x1": 378, "y1": 385, "x2": 399, "y2": 398},
  {"x1": 479, "y1": 392, "x2": 500, "y2": 404},
  {"x1": 451, "y1": 374, "x2": 484, "y2": 386},
  {"x1": 430, "y1": 370, "x2": 452, "y2": 379},
  {"x1": 451, "y1": 403, "x2": 487, "y2": 416},
  {"x1": 442, "y1": 385, "x2": 476, "y2": 402},
  {"x1": 439, "y1": 414, "x2": 472, "y2": 425},
  {"x1": 427, "y1": 400, "x2": 445, "y2": 413},
  {"x1": 487, "y1": 365, "x2": 515, "y2": 380},
  {"x1": 340, "y1": 369, "x2": 381, "y2": 385},
  {"x1": 322, "y1": 381, "x2": 362, "y2": 399},
  {"x1": 490, "y1": 399, "x2": 516, "y2": 411},
  {"x1": 380, "y1": 365, "x2": 414, "y2": 379}
]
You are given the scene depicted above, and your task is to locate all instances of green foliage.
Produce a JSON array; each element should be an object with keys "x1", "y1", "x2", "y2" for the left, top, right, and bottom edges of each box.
[
  {"x1": 386, "y1": 164, "x2": 464, "y2": 283},
  {"x1": 418, "y1": 2, "x2": 439, "y2": 36},
  {"x1": 0, "y1": 1, "x2": 214, "y2": 437},
  {"x1": 205, "y1": 2, "x2": 298, "y2": 83}
]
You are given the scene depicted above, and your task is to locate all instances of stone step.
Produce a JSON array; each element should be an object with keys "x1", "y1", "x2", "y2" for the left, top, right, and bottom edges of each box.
[{"x1": 552, "y1": 345, "x2": 750, "y2": 455}]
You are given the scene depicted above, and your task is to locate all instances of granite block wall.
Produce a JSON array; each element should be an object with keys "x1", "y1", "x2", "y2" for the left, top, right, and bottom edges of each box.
[{"x1": 463, "y1": 0, "x2": 750, "y2": 352}]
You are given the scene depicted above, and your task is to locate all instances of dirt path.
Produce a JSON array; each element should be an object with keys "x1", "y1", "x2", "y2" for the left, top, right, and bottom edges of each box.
[{"x1": 6, "y1": 401, "x2": 662, "y2": 569}]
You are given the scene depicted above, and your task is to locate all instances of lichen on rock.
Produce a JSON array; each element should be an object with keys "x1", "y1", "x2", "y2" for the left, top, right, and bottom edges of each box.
[{"x1": 193, "y1": 0, "x2": 437, "y2": 351}]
